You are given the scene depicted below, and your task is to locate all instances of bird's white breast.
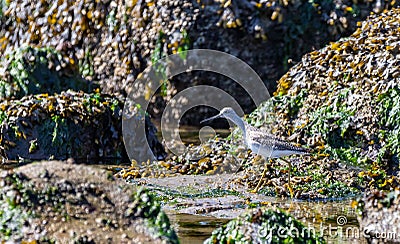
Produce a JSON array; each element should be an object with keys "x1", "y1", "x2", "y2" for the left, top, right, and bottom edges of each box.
[
  {"x1": 247, "y1": 141, "x2": 273, "y2": 158},
  {"x1": 247, "y1": 140, "x2": 305, "y2": 158}
]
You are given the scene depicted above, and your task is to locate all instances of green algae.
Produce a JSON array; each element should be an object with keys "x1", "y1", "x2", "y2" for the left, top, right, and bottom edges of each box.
[
  {"x1": 78, "y1": 49, "x2": 95, "y2": 78},
  {"x1": 151, "y1": 31, "x2": 169, "y2": 97},
  {"x1": 177, "y1": 29, "x2": 190, "y2": 60},
  {"x1": 245, "y1": 89, "x2": 309, "y2": 131},
  {"x1": 148, "y1": 186, "x2": 243, "y2": 207},
  {"x1": 0, "y1": 172, "x2": 65, "y2": 241},
  {"x1": 0, "y1": 46, "x2": 93, "y2": 100},
  {"x1": 0, "y1": 201, "x2": 29, "y2": 240},
  {"x1": 127, "y1": 188, "x2": 179, "y2": 244},
  {"x1": 377, "y1": 88, "x2": 400, "y2": 163}
]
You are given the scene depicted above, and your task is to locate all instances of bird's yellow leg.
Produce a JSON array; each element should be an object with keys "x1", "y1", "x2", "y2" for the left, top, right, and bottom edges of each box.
[
  {"x1": 251, "y1": 160, "x2": 270, "y2": 193},
  {"x1": 288, "y1": 160, "x2": 293, "y2": 198},
  {"x1": 251, "y1": 167, "x2": 267, "y2": 193},
  {"x1": 280, "y1": 158, "x2": 294, "y2": 198}
]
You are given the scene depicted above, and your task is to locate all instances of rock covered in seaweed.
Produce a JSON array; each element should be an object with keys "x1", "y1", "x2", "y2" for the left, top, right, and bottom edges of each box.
[
  {"x1": 0, "y1": 90, "x2": 165, "y2": 161},
  {"x1": 0, "y1": 46, "x2": 94, "y2": 100},
  {"x1": 270, "y1": 8, "x2": 400, "y2": 160},
  {"x1": 0, "y1": 160, "x2": 179, "y2": 243},
  {"x1": 245, "y1": 9, "x2": 400, "y2": 191}
]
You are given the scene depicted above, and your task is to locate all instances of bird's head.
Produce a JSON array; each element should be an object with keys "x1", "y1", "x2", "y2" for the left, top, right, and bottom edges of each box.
[{"x1": 200, "y1": 107, "x2": 238, "y2": 124}]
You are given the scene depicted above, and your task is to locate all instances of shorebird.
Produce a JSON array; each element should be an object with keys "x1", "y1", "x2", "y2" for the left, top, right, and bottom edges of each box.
[{"x1": 201, "y1": 107, "x2": 310, "y2": 197}]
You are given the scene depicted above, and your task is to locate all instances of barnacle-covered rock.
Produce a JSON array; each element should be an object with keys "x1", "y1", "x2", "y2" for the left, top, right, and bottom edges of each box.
[
  {"x1": 1, "y1": 0, "x2": 398, "y2": 122},
  {"x1": 245, "y1": 9, "x2": 400, "y2": 191},
  {"x1": 0, "y1": 46, "x2": 94, "y2": 100},
  {"x1": 204, "y1": 207, "x2": 325, "y2": 243},
  {"x1": 0, "y1": 90, "x2": 165, "y2": 161},
  {"x1": 0, "y1": 0, "x2": 199, "y2": 100},
  {"x1": 355, "y1": 190, "x2": 400, "y2": 243},
  {"x1": 0, "y1": 161, "x2": 179, "y2": 243}
]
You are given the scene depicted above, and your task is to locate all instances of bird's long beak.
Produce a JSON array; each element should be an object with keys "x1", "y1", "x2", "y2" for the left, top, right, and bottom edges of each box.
[{"x1": 200, "y1": 113, "x2": 223, "y2": 124}]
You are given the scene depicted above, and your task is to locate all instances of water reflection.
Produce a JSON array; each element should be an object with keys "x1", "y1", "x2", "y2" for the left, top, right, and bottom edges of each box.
[
  {"x1": 167, "y1": 213, "x2": 229, "y2": 244},
  {"x1": 154, "y1": 123, "x2": 230, "y2": 146}
]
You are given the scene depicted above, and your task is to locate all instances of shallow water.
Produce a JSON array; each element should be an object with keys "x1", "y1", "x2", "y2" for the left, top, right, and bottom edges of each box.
[
  {"x1": 167, "y1": 213, "x2": 229, "y2": 243},
  {"x1": 155, "y1": 123, "x2": 231, "y2": 145}
]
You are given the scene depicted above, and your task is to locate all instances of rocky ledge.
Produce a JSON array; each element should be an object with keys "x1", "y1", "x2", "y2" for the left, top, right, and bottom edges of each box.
[{"x1": 0, "y1": 160, "x2": 178, "y2": 243}]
